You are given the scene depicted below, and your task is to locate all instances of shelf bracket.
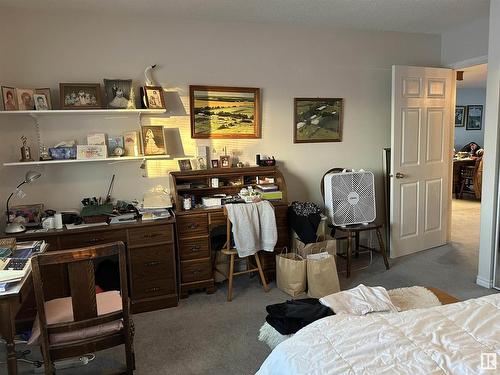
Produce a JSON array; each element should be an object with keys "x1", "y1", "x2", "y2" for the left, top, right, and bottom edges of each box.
[{"x1": 28, "y1": 113, "x2": 43, "y2": 159}]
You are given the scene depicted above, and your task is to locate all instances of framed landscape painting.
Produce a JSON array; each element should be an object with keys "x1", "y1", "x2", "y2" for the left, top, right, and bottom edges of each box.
[
  {"x1": 190, "y1": 85, "x2": 261, "y2": 139},
  {"x1": 455, "y1": 105, "x2": 465, "y2": 127},
  {"x1": 294, "y1": 98, "x2": 343, "y2": 143},
  {"x1": 466, "y1": 105, "x2": 483, "y2": 130}
]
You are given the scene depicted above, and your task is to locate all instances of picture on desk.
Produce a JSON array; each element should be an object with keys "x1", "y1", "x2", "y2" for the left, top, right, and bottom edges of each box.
[
  {"x1": 8, "y1": 204, "x2": 44, "y2": 227},
  {"x1": 141, "y1": 125, "x2": 167, "y2": 155}
]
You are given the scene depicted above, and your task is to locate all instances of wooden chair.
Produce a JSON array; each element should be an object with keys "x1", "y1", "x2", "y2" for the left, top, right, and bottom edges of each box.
[
  {"x1": 458, "y1": 161, "x2": 480, "y2": 199},
  {"x1": 31, "y1": 242, "x2": 135, "y2": 374},
  {"x1": 217, "y1": 206, "x2": 269, "y2": 302}
]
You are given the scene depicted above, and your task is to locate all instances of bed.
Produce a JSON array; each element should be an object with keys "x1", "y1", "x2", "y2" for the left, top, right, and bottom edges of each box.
[{"x1": 257, "y1": 293, "x2": 500, "y2": 375}]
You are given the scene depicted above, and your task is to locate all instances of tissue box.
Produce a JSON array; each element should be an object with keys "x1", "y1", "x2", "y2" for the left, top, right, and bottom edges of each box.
[{"x1": 49, "y1": 147, "x2": 76, "y2": 160}]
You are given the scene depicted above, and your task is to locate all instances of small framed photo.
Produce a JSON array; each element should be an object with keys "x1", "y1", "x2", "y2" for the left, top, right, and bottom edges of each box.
[
  {"x1": 196, "y1": 156, "x2": 207, "y2": 170},
  {"x1": 144, "y1": 86, "x2": 165, "y2": 109},
  {"x1": 34, "y1": 94, "x2": 49, "y2": 110},
  {"x1": 455, "y1": 106, "x2": 466, "y2": 127},
  {"x1": 141, "y1": 125, "x2": 167, "y2": 155},
  {"x1": 35, "y1": 88, "x2": 52, "y2": 109},
  {"x1": 124, "y1": 131, "x2": 140, "y2": 156},
  {"x1": 76, "y1": 145, "x2": 107, "y2": 160},
  {"x1": 17, "y1": 88, "x2": 35, "y2": 110},
  {"x1": 211, "y1": 159, "x2": 219, "y2": 168},
  {"x1": 220, "y1": 155, "x2": 231, "y2": 168},
  {"x1": 60, "y1": 83, "x2": 102, "y2": 110},
  {"x1": 178, "y1": 159, "x2": 192, "y2": 171},
  {"x1": 1, "y1": 86, "x2": 18, "y2": 110},
  {"x1": 104, "y1": 79, "x2": 135, "y2": 109},
  {"x1": 466, "y1": 105, "x2": 483, "y2": 130}
]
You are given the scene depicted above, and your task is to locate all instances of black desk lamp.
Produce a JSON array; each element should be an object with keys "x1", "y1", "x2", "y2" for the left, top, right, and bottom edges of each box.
[{"x1": 5, "y1": 170, "x2": 42, "y2": 234}]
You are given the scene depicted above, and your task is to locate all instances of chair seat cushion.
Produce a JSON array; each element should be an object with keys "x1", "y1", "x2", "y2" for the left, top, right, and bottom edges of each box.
[{"x1": 28, "y1": 290, "x2": 123, "y2": 345}]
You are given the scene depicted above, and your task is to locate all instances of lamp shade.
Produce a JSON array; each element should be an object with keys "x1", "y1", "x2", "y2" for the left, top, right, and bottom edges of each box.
[{"x1": 25, "y1": 170, "x2": 41, "y2": 183}]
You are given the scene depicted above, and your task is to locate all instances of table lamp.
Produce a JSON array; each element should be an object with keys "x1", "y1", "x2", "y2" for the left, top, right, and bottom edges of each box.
[{"x1": 5, "y1": 170, "x2": 42, "y2": 234}]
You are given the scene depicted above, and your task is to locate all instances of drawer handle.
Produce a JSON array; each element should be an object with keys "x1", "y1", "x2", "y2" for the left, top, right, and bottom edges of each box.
[
  {"x1": 188, "y1": 223, "x2": 198, "y2": 229},
  {"x1": 89, "y1": 238, "x2": 103, "y2": 243},
  {"x1": 145, "y1": 287, "x2": 160, "y2": 293},
  {"x1": 144, "y1": 233, "x2": 162, "y2": 239},
  {"x1": 145, "y1": 261, "x2": 161, "y2": 267},
  {"x1": 192, "y1": 269, "x2": 201, "y2": 274},
  {"x1": 190, "y1": 246, "x2": 200, "y2": 252}
]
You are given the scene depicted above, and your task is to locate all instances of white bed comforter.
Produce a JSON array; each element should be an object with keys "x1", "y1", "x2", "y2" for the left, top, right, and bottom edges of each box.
[{"x1": 257, "y1": 293, "x2": 500, "y2": 375}]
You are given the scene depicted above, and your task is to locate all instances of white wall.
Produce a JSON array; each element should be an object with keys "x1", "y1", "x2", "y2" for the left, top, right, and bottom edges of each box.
[
  {"x1": 441, "y1": 16, "x2": 489, "y2": 66},
  {"x1": 478, "y1": 0, "x2": 500, "y2": 288},
  {"x1": 0, "y1": 7, "x2": 441, "y2": 227},
  {"x1": 454, "y1": 88, "x2": 486, "y2": 149}
]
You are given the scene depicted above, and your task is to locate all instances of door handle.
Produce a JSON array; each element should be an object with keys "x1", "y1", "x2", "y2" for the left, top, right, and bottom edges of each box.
[{"x1": 395, "y1": 172, "x2": 406, "y2": 179}]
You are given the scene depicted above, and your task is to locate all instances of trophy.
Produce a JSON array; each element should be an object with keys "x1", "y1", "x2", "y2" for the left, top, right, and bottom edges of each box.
[{"x1": 20, "y1": 136, "x2": 34, "y2": 162}]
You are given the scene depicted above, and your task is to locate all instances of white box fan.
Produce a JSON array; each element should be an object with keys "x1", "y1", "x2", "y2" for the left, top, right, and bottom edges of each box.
[{"x1": 324, "y1": 169, "x2": 376, "y2": 226}]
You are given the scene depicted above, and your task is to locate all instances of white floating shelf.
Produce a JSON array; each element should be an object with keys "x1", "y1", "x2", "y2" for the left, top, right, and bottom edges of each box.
[
  {"x1": 0, "y1": 109, "x2": 166, "y2": 116},
  {"x1": 3, "y1": 155, "x2": 172, "y2": 166}
]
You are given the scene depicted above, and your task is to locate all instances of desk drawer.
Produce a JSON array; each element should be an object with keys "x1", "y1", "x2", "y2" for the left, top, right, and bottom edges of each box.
[
  {"x1": 181, "y1": 259, "x2": 212, "y2": 283},
  {"x1": 178, "y1": 237, "x2": 210, "y2": 261},
  {"x1": 59, "y1": 230, "x2": 126, "y2": 249},
  {"x1": 177, "y1": 214, "x2": 208, "y2": 238},
  {"x1": 131, "y1": 277, "x2": 175, "y2": 299},
  {"x1": 129, "y1": 244, "x2": 174, "y2": 278},
  {"x1": 128, "y1": 224, "x2": 173, "y2": 246},
  {"x1": 209, "y1": 211, "x2": 226, "y2": 230}
]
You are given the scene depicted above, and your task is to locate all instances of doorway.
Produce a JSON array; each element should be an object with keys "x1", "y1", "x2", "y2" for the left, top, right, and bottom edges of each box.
[{"x1": 452, "y1": 63, "x2": 487, "y2": 256}]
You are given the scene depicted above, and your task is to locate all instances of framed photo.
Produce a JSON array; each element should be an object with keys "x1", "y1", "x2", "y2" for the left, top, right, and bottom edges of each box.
[
  {"x1": 9, "y1": 204, "x2": 44, "y2": 227},
  {"x1": 141, "y1": 125, "x2": 167, "y2": 155},
  {"x1": 34, "y1": 94, "x2": 49, "y2": 110},
  {"x1": 104, "y1": 79, "x2": 135, "y2": 109},
  {"x1": 294, "y1": 98, "x2": 343, "y2": 143},
  {"x1": 35, "y1": 88, "x2": 52, "y2": 109},
  {"x1": 178, "y1": 159, "x2": 192, "y2": 171},
  {"x1": 211, "y1": 159, "x2": 219, "y2": 168},
  {"x1": 144, "y1": 86, "x2": 165, "y2": 109},
  {"x1": 196, "y1": 156, "x2": 207, "y2": 170},
  {"x1": 220, "y1": 155, "x2": 231, "y2": 168},
  {"x1": 124, "y1": 131, "x2": 140, "y2": 156},
  {"x1": 1, "y1": 86, "x2": 18, "y2": 110},
  {"x1": 190, "y1": 85, "x2": 261, "y2": 139},
  {"x1": 455, "y1": 106, "x2": 466, "y2": 127},
  {"x1": 60, "y1": 83, "x2": 102, "y2": 110},
  {"x1": 16, "y1": 88, "x2": 35, "y2": 110},
  {"x1": 466, "y1": 105, "x2": 483, "y2": 130},
  {"x1": 76, "y1": 145, "x2": 107, "y2": 160}
]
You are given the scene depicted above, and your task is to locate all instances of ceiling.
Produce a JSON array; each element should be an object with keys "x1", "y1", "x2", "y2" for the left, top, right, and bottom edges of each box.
[
  {"x1": 457, "y1": 63, "x2": 488, "y2": 89},
  {"x1": 0, "y1": 0, "x2": 490, "y2": 34}
]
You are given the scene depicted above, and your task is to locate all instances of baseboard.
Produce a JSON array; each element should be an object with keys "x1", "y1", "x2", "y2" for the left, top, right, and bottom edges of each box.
[{"x1": 476, "y1": 275, "x2": 493, "y2": 288}]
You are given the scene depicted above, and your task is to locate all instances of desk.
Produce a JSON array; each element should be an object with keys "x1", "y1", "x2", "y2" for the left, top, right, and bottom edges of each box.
[{"x1": 0, "y1": 273, "x2": 34, "y2": 375}]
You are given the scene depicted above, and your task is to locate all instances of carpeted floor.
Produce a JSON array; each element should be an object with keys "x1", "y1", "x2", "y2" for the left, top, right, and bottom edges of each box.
[{"x1": 6, "y1": 199, "x2": 497, "y2": 375}]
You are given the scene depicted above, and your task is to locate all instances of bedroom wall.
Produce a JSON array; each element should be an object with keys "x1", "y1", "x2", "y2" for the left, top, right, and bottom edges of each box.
[
  {"x1": 0, "y1": 6, "x2": 442, "y2": 228},
  {"x1": 454, "y1": 88, "x2": 487, "y2": 150}
]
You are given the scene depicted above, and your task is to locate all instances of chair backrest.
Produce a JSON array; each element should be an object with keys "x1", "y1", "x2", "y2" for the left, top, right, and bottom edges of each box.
[
  {"x1": 320, "y1": 168, "x2": 345, "y2": 200},
  {"x1": 31, "y1": 242, "x2": 129, "y2": 341}
]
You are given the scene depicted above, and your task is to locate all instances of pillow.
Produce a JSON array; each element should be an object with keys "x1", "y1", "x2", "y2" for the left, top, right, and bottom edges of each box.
[
  {"x1": 28, "y1": 290, "x2": 123, "y2": 345},
  {"x1": 319, "y1": 284, "x2": 399, "y2": 315}
]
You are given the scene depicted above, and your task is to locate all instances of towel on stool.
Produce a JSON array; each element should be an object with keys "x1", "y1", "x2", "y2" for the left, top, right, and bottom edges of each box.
[{"x1": 226, "y1": 201, "x2": 277, "y2": 257}]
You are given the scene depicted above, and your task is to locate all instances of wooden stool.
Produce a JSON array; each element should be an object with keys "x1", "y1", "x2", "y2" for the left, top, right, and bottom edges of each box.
[
  {"x1": 217, "y1": 207, "x2": 270, "y2": 301},
  {"x1": 335, "y1": 223, "x2": 390, "y2": 278}
]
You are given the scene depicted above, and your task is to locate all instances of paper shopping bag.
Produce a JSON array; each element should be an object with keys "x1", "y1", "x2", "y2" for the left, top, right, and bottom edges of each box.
[
  {"x1": 307, "y1": 252, "x2": 340, "y2": 298},
  {"x1": 296, "y1": 239, "x2": 336, "y2": 259},
  {"x1": 276, "y1": 251, "x2": 307, "y2": 297}
]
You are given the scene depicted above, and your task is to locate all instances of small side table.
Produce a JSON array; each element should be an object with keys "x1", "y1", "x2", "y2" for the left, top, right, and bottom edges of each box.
[{"x1": 335, "y1": 223, "x2": 390, "y2": 278}]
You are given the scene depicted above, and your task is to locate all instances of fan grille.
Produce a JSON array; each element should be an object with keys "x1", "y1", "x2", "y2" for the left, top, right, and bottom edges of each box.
[{"x1": 325, "y1": 171, "x2": 376, "y2": 225}]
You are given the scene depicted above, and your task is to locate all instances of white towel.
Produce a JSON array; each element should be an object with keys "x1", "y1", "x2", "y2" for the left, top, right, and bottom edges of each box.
[{"x1": 226, "y1": 201, "x2": 278, "y2": 257}]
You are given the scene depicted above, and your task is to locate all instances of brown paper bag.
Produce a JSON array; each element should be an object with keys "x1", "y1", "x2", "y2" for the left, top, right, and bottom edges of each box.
[
  {"x1": 296, "y1": 239, "x2": 336, "y2": 259},
  {"x1": 306, "y1": 252, "x2": 340, "y2": 298},
  {"x1": 276, "y1": 251, "x2": 307, "y2": 297}
]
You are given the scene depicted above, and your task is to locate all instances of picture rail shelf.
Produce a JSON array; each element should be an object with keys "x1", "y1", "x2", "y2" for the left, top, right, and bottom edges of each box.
[
  {"x1": 0, "y1": 109, "x2": 166, "y2": 116},
  {"x1": 3, "y1": 155, "x2": 172, "y2": 166}
]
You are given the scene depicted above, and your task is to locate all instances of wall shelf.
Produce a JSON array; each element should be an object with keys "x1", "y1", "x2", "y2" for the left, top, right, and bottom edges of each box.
[
  {"x1": 0, "y1": 109, "x2": 166, "y2": 116},
  {"x1": 3, "y1": 155, "x2": 171, "y2": 166}
]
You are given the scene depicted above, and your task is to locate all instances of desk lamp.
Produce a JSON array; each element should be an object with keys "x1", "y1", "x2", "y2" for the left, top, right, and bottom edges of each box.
[{"x1": 5, "y1": 170, "x2": 42, "y2": 234}]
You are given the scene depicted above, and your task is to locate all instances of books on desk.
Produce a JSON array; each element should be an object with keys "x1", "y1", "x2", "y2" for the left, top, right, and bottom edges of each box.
[{"x1": 0, "y1": 240, "x2": 47, "y2": 292}]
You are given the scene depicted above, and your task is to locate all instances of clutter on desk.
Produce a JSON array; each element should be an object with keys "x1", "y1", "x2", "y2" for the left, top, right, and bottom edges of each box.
[{"x1": 256, "y1": 154, "x2": 276, "y2": 167}]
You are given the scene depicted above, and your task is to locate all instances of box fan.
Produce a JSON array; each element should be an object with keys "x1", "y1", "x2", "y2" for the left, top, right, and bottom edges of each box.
[{"x1": 324, "y1": 169, "x2": 376, "y2": 226}]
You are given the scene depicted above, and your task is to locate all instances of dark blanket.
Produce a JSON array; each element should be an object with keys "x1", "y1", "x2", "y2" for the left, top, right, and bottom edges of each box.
[
  {"x1": 265, "y1": 298, "x2": 334, "y2": 335},
  {"x1": 287, "y1": 202, "x2": 322, "y2": 244}
]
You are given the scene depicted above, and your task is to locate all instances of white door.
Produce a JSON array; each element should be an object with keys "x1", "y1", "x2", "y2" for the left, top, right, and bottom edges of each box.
[{"x1": 390, "y1": 65, "x2": 454, "y2": 258}]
